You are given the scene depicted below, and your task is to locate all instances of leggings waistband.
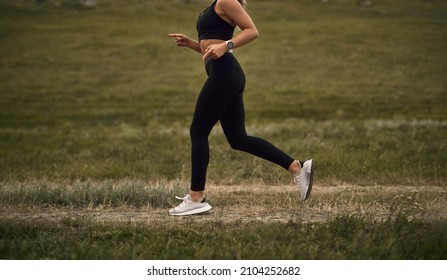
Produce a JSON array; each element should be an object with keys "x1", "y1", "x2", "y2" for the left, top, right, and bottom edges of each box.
[{"x1": 204, "y1": 51, "x2": 234, "y2": 66}]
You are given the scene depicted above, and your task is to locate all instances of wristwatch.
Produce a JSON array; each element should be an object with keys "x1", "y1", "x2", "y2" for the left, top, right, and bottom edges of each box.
[{"x1": 225, "y1": 40, "x2": 235, "y2": 51}]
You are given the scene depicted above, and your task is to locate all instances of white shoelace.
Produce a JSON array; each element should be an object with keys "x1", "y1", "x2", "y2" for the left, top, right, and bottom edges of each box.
[
  {"x1": 293, "y1": 161, "x2": 304, "y2": 186},
  {"x1": 174, "y1": 195, "x2": 191, "y2": 209},
  {"x1": 293, "y1": 175, "x2": 302, "y2": 187},
  {"x1": 294, "y1": 175, "x2": 301, "y2": 186}
]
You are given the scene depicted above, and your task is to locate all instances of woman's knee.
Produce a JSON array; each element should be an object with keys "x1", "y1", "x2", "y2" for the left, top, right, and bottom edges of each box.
[
  {"x1": 190, "y1": 125, "x2": 209, "y2": 142},
  {"x1": 227, "y1": 135, "x2": 247, "y2": 151}
]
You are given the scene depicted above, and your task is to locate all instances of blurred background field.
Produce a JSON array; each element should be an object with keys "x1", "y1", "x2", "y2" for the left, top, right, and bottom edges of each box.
[
  {"x1": 1, "y1": 0, "x2": 446, "y2": 185},
  {"x1": 1, "y1": 0, "x2": 447, "y2": 260}
]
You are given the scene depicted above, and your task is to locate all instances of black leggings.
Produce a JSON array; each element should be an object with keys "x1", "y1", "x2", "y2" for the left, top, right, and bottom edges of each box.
[{"x1": 190, "y1": 53, "x2": 294, "y2": 191}]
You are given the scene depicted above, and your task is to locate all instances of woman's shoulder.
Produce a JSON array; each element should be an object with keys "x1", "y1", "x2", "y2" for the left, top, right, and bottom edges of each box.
[
  {"x1": 215, "y1": 0, "x2": 240, "y2": 9},
  {"x1": 215, "y1": 0, "x2": 244, "y2": 15}
]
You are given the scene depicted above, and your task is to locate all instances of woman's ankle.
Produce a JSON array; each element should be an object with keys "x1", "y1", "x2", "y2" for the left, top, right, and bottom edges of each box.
[
  {"x1": 189, "y1": 190, "x2": 205, "y2": 202},
  {"x1": 288, "y1": 160, "x2": 302, "y2": 175}
]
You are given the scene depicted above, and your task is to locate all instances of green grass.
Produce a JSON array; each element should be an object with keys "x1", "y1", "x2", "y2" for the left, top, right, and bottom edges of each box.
[
  {"x1": 1, "y1": 215, "x2": 446, "y2": 259},
  {"x1": 0, "y1": 178, "x2": 186, "y2": 208},
  {"x1": 0, "y1": 0, "x2": 446, "y2": 185}
]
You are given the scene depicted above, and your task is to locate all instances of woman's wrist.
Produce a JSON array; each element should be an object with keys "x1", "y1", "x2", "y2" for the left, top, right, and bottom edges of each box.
[{"x1": 188, "y1": 39, "x2": 201, "y2": 53}]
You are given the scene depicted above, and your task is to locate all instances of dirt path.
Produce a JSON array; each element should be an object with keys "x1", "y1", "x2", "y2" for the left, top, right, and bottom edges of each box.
[{"x1": 1, "y1": 185, "x2": 446, "y2": 224}]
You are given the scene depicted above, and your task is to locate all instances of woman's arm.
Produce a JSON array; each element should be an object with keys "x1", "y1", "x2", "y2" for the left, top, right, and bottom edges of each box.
[
  {"x1": 218, "y1": 0, "x2": 259, "y2": 49},
  {"x1": 168, "y1": 33, "x2": 202, "y2": 53},
  {"x1": 202, "y1": 0, "x2": 259, "y2": 60}
]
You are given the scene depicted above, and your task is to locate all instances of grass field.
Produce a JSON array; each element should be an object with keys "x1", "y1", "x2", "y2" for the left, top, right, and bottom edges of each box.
[{"x1": 0, "y1": 0, "x2": 446, "y2": 259}]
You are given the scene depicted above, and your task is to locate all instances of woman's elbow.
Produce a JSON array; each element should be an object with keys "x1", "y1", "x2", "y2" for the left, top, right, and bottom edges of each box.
[{"x1": 252, "y1": 28, "x2": 259, "y2": 40}]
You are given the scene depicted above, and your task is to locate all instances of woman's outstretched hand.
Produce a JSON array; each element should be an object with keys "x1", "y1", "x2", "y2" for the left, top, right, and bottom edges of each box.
[
  {"x1": 168, "y1": 33, "x2": 190, "y2": 47},
  {"x1": 168, "y1": 33, "x2": 202, "y2": 54},
  {"x1": 168, "y1": 33, "x2": 227, "y2": 59}
]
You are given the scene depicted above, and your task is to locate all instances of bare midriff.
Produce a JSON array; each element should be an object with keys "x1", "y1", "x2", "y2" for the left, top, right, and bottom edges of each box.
[{"x1": 200, "y1": 39, "x2": 226, "y2": 54}]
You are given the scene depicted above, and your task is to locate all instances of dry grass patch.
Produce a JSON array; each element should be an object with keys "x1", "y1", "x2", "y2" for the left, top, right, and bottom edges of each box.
[{"x1": 1, "y1": 181, "x2": 445, "y2": 224}]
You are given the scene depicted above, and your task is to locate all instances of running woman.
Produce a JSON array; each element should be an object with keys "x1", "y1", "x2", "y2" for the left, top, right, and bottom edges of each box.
[{"x1": 168, "y1": 0, "x2": 314, "y2": 216}]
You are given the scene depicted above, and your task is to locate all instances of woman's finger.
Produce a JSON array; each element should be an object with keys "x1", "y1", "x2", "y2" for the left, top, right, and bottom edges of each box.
[{"x1": 202, "y1": 48, "x2": 213, "y2": 60}]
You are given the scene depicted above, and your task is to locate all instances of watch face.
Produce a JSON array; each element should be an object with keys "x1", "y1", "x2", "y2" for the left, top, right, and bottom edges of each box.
[{"x1": 227, "y1": 41, "x2": 234, "y2": 49}]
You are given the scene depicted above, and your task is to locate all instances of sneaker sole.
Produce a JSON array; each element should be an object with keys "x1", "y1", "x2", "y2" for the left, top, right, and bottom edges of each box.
[
  {"x1": 303, "y1": 159, "x2": 314, "y2": 201},
  {"x1": 169, "y1": 204, "x2": 212, "y2": 216}
]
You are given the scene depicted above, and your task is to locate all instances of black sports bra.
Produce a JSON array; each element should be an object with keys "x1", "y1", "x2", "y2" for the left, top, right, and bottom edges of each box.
[{"x1": 196, "y1": 0, "x2": 235, "y2": 41}]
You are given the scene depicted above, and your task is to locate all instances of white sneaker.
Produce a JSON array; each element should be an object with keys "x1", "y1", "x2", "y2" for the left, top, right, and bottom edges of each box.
[
  {"x1": 293, "y1": 159, "x2": 314, "y2": 201},
  {"x1": 168, "y1": 194, "x2": 212, "y2": 216}
]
